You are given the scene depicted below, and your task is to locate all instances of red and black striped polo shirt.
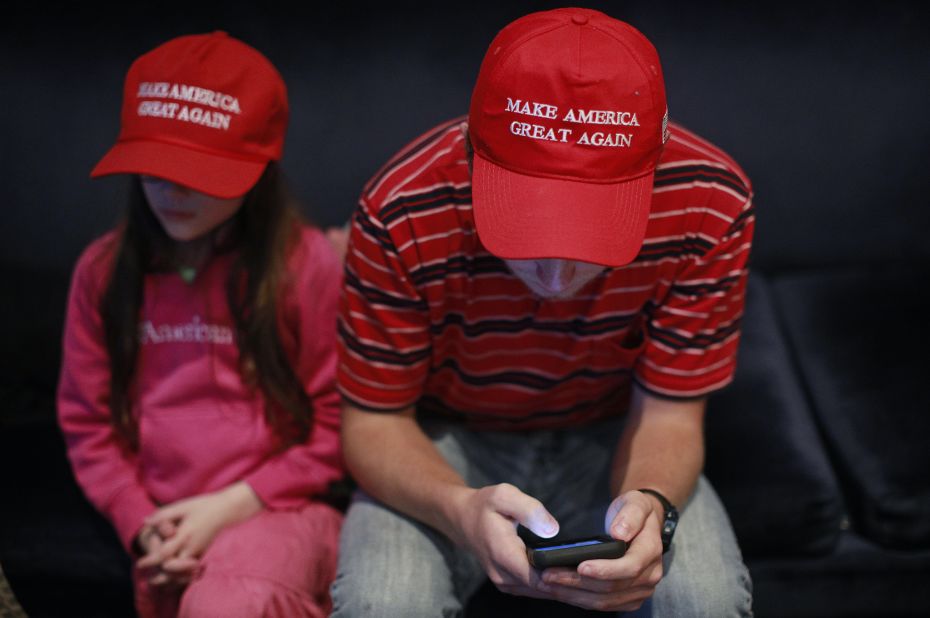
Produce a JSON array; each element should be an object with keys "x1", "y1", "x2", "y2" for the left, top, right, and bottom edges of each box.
[{"x1": 338, "y1": 116, "x2": 755, "y2": 431}]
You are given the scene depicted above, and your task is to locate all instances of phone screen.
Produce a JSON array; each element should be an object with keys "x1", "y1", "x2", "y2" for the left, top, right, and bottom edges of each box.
[{"x1": 535, "y1": 539, "x2": 604, "y2": 552}]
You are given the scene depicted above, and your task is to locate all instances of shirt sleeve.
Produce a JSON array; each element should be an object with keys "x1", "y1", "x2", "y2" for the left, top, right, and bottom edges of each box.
[
  {"x1": 634, "y1": 191, "x2": 756, "y2": 399},
  {"x1": 244, "y1": 229, "x2": 346, "y2": 509},
  {"x1": 56, "y1": 239, "x2": 158, "y2": 552},
  {"x1": 336, "y1": 197, "x2": 432, "y2": 412}
]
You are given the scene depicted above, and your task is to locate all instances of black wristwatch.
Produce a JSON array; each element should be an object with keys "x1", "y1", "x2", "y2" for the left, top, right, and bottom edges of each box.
[{"x1": 638, "y1": 488, "x2": 679, "y2": 553}]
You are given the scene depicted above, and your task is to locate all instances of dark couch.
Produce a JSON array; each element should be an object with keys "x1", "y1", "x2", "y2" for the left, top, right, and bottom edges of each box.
[{"x1": 2, "y1": 2, "x2": 929, "y2": 616}]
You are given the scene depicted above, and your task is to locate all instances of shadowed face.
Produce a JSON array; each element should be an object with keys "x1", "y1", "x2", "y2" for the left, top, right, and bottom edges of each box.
[
  {"x1": 504, "y1": 258, "x2": 607, "y2": 299},
  {"x1": 141, "y1": 176, "x2": 245, "y2": 242}
]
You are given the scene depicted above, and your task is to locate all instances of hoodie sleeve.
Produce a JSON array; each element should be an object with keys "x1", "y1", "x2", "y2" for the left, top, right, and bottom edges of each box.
[
  {"x1": 57, "y1": 236, "x2": 158, "y2": 552},
  {"x1": 244, "y1": 227, "x2": 345, "y2": 508}
]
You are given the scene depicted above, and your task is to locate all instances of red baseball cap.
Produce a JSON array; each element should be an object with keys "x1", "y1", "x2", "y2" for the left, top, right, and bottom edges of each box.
[
  {"x1": 468, "y1": 8, "x2": 669, "y2": 267},
  {"x1": 91, "y1": 31, "x2": 288, "y2": 198}
]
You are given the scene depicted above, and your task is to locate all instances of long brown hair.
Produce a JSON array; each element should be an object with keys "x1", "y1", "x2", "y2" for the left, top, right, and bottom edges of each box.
[{"x1": 101, "y1": 163, "x2": 313, "y2": 451}]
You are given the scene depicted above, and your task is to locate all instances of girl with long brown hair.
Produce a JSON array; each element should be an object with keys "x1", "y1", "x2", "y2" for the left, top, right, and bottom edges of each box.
[{"x1": 57, "y1": 32, "x2": 343, "y2": 617}]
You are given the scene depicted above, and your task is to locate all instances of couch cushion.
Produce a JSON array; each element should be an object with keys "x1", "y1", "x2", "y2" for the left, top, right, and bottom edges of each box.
[
  {"x1": 771, "y1": 264, "x2": 930, "y2": 549},
  {"x1": 706, "y1": 274, "x2": 844, "y2": 557},
  {"x1": 0, "y1": 420, "x2": 134, "y2": 617},
  {"x1": 0, "y1": 264, "x2": 71, "y2": 418},
  {"x1": 748, "y1": 531, "x2": 930, "y2": 618}
]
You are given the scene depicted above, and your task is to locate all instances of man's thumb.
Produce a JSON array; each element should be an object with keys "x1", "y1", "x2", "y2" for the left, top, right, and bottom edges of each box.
[{"x1": 518, "y1": 502, "x2": 560, "y2": 539}]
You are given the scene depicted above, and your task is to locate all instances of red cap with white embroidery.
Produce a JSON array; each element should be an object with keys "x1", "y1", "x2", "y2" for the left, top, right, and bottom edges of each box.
[
  {"x1": 468, "y1": 8, "x2": 668, "y2": 266},
  {"x1": 91, "y1": 31, "x2": 288, "y2": 198}
]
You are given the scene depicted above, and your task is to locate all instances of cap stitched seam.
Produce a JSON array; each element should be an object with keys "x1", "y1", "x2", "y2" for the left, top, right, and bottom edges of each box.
[
  {"x1": 588, "y1": 23, "x2": 657, "y2": 103},
  {"x1": 474, "y1": 151, "x2": 655, "y2": 186}
]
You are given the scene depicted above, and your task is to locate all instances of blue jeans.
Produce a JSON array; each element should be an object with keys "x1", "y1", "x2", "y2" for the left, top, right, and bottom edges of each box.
[{"x1": 330, "y1": 418, "x2": 753, "y2": 617}]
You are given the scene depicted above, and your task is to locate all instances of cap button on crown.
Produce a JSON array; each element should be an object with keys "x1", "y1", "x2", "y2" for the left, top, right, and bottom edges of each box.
[{"x1": 571, "y1": 13, "x2": 589, "y2": 25}]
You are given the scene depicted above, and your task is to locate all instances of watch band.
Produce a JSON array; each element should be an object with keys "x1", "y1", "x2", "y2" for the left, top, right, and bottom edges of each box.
[
  {"x1": 638, "y1": 488, "x2": 673, "y2": 512},
  {"x1": 638, "y1": 488, "x2": 679, "y2": 553}
]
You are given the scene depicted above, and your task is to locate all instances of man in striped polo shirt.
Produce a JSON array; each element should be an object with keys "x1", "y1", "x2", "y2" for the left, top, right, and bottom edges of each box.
[{"x1": 332, "y1": 8, "x2": 754, "y2": 616}]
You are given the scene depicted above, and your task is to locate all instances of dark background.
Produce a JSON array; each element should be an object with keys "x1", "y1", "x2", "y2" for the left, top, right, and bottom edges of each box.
[
  {"x1": 2, "y1": 1, "x2": 930, "y2": 616},
  {"x1": 3, "y1": 0, "x2": 929, "y2": 276}
]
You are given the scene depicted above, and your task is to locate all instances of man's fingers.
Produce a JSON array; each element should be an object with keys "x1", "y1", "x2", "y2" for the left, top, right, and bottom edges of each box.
[
  {"x1": 544, "y1": 561, "x2": 661, "y2": 592},
  {"x1": 604, "y1": 495, "x2": 625, "y2": 533},
  {"x1": 489, "y1": 560, "x2": 556, "y2": 601},
  {"x1": 522, "y1": 505, "x2": 559, "y2": 539},
  {"x1": 543, "y1": 582, "x2": 655, "y2": 612},
  {"x1": 487, "y1": 534, "x2": 546, "y2": 590},
  {"x1": 541, "y1": 566, "x2": 589, "y2": 588},
  {"x1": 490, "y1": 484, "x2": 559, "y2": 538},
  {"x1": 577, "y1": 535, "x2": 662, "y2": 581},
  {"x1": 497, "y1": 582, "x2": 556, "y2": 601},
  {"x1": 605, "y1": 492, "x2": 654, "y2": 542},
  {"x1": 481, "y1": 523, "x2": 553, "y2": 599},
  {"x1": 544, "y1": 569, "x2": 655, "y2": 611}
]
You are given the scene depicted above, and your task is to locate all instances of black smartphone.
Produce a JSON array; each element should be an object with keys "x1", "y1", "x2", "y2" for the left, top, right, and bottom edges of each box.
[{"x1": 526, "y1": 535, "x2": 627, "y2": 569}]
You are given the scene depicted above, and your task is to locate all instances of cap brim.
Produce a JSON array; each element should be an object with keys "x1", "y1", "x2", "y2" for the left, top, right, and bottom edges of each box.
[
  {"x1": 472, "y1": 154, "x2": 653, "y2": 267},
  {"x1": 90, "y1": 140, "x2": 267, "y2": 199}
]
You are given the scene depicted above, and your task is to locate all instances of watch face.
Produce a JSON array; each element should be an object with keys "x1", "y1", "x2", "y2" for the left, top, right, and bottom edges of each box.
[
  {"x1": 662, "y1": 509, "x2": 679, "y2": 550},
  {"x1": 663, "y1": 516, "x2": 678, "y2": 539}
]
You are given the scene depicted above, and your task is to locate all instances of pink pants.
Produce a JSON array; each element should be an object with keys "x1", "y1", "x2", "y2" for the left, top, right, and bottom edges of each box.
[{"x1": 133, "y1": 501, "x2": 342, "y2": 618}]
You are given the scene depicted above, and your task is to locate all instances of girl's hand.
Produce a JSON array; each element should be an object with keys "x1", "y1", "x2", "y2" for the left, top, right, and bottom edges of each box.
[
  {"x1": 136, "y1": 519, "x2": 175, "y2": 555},
  {"x1": 136, "y1": 520, "x2": 196, "y2": 587},
  {"x1": 136, "y1": 482, "x2": 263, "y2": 575},
  {"x1": 325, "y1": 224, "x2": 350, "y2": 261}
]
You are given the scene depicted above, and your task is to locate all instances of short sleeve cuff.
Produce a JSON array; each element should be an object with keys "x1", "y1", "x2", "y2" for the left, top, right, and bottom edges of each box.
[
  {"x1": 337, "y1": 382, "x2": 419, "y2": 413},
  {"x1": 632, "y1": 366, "x2": 736, "y2": 401}
]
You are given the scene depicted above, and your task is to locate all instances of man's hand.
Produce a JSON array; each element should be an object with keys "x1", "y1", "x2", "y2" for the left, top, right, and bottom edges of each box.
[
  {"x1": 136, "y1": 482, "x2": 263, "y2": 583},
  {"x1": 538, "y1": 490, "x2": 664, "y2": 612},
  {"x1": 453, "y1": 483, "x2": 561, "y2": 599}
]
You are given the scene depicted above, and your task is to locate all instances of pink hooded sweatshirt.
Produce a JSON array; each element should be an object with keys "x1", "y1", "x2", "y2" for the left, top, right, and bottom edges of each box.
[{"x1": 57, "y1": 225, "x2": 344, "y2": 551}]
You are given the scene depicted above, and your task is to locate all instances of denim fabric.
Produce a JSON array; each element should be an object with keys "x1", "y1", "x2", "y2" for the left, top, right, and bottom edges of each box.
[{"x1": 331, "y1": 418, "x2": 752, "y2": 617}]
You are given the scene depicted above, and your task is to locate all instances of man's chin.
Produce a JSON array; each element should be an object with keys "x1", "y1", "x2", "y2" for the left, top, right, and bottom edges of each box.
[{"x1": 528, "y1": 282, "x2": 587, "y2": 300}]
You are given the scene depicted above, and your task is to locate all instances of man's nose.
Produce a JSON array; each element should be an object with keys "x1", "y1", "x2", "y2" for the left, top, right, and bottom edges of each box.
[{"x1": 536, "y1": 259, "x2": 576, "y2": 289}]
